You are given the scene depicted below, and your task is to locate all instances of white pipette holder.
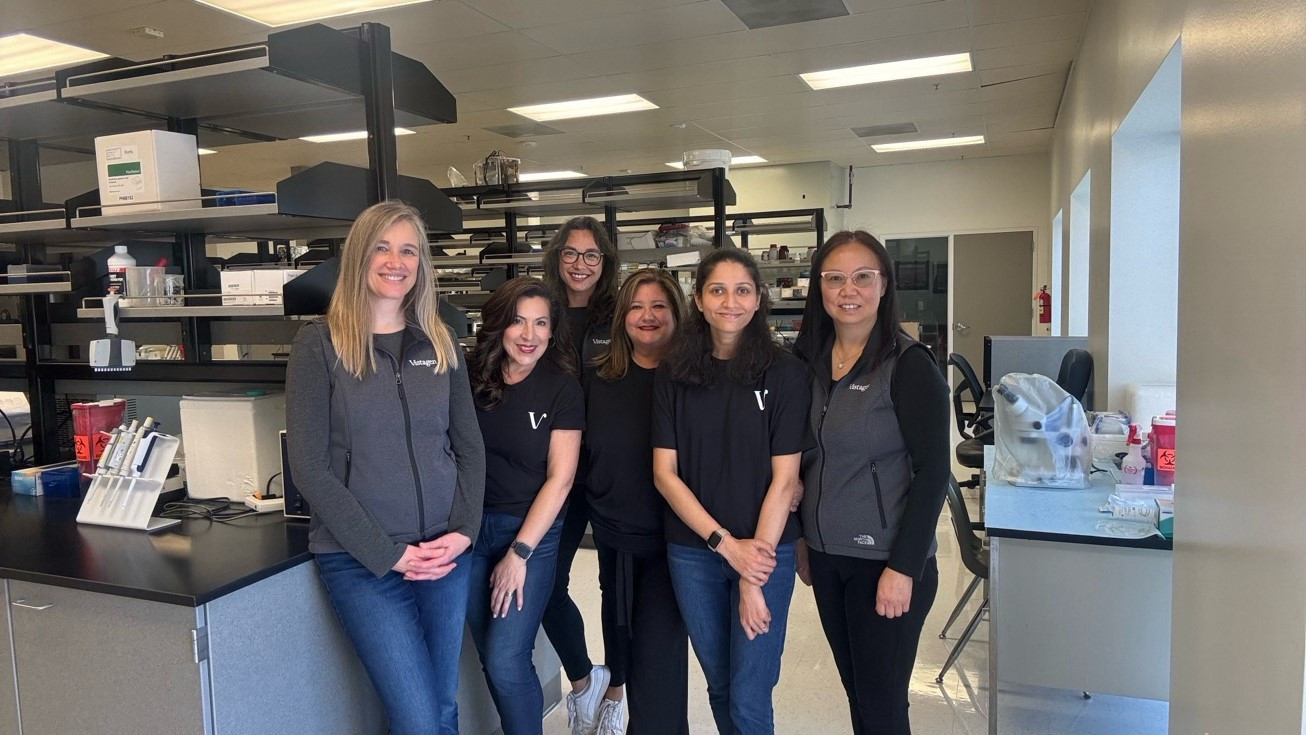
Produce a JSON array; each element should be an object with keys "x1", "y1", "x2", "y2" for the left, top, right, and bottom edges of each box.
[{"x1": 77, "y1": 432, "x2": 182, "y2": 532}]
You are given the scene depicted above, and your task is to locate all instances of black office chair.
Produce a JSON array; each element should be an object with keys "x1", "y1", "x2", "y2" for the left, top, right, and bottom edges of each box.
[
  {"x1": 948, "y1": 353, "x2": 990, "y2": 489},
  {"x1": 937, "y1": 473, "x2": 989, "y2": 684},
  {"x1": 1056, "y1": 348, "x2": 1094, "y2": 408}
]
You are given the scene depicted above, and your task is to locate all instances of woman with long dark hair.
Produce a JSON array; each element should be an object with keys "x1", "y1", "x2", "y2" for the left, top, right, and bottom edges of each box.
[
  {"x1": 540, "y1": 216, "x2": 620, "y2": 734},
  {"x1": 653, "y1": 247, "x2": 811, "y2": 735},
  {"x1": 285, "y1": 200, "x2": 484, "y2": 734},
  {"x1": 467, "y1": 276, "x2": 584, "y2": 735},
  {"x1": 584, "y1": 269, "x2": 690, "y2": 735},
  {"x1": 793, "y1": 230, "x2": 949, "y2": 735}
]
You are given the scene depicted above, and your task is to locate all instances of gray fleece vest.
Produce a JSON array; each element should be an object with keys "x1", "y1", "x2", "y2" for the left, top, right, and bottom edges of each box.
[{"x1": 800, "y1": 336, "x2": 937, "y2": 561}]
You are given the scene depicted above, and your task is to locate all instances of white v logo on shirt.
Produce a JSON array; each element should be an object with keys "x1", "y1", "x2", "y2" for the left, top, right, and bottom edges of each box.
[
  {"x1": 754, "y1": 390, "x2": 769, "y2": 410},
  {"x1": 529, "y1": 412, "x2": 548, "y2": 429}
]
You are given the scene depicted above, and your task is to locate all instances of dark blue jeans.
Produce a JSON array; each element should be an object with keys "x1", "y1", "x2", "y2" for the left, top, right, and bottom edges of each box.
[
  {"x1": 316, "y1": 550, "x2": 471, "y2": 735},
  {"x1": 466, "y1": 512, "x2": 563, "y2": 735},
  {"x1": 667, "y1": 541, "x2": 797, "y2": 735}
]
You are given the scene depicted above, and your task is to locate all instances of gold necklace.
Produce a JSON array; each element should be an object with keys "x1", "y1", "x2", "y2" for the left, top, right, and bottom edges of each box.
[{"x1": 833, "y1": 344, "x2": 864, "y2": 370}]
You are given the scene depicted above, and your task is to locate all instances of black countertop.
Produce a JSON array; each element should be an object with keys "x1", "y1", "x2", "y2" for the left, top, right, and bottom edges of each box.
[{"x1": 0, "y1": 490, "x2": 312, "y2": 607}]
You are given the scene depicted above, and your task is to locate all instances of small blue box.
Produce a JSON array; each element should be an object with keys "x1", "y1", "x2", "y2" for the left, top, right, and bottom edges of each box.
[
  {"x1": 215, "y1": 189, "x2": 276, "y2": 207},
  {"x1": 40, "y1": 465, "x2": 82, "y2": 498}
]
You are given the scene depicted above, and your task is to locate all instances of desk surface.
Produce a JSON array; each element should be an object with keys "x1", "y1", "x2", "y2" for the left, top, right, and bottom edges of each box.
[
  {"x1": 0, "y1": 489, "x2": 312, "y2": 606},
  {"x1": 984, "y1": 447, "x2": 1172, "y2": 551}
]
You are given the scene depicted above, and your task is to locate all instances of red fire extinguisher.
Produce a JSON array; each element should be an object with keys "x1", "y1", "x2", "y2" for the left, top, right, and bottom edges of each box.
[{"x1": 1035, "y1": 286, "x2": 1052, "y2": 324}]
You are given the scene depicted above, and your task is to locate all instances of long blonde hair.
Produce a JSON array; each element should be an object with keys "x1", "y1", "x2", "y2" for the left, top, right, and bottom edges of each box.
[
  {"x1": 594, "y1": 268, "x2": 685, "y2": 381},
  {"x1": 326, "y1": 200, "x2": 458, "y2": 379}
]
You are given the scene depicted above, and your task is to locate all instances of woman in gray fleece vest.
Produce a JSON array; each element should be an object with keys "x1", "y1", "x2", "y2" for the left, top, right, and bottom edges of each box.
[
  {"x1": 793, "y1": 230, "x2": 950, "y2": 735},
  {"x1": 286, "y1": 201, "x2": 486, "y2": 735}
]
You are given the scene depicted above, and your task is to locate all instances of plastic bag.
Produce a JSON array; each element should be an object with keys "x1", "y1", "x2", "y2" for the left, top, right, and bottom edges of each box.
[
  {"x1": 447, "y1": 166, "x2": 468, "y2": 187},
  {"x1": 991, "y1": 372, "x2": 1092, "y2": 488}
]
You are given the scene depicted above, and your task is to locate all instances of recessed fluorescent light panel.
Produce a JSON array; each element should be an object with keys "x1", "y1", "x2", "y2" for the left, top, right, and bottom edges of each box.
[
  {"x1": 0, "y1": 34, "x2": 108, "y2": 78},
  {"x1": 299, "y1": 128, "x2": 415, "y2": 143},
  {"x1": 509, "y1": 94, "x2": 657, "y2": 122},
  {"x1": 665, "y1": 155, "x2": 768, "y2": 169},
  {"x1": 871, "y1": 135, "x2": 985, "y2": 153},
  {"x1": 800, "y1": 53, "x2": 972, "y2": 90},
  {"x1": 191, "y1": 0, "x2": 434, "y2": 27},
  {"x1": 518, "y1": 171, "x2": 586, "y2": 182}
]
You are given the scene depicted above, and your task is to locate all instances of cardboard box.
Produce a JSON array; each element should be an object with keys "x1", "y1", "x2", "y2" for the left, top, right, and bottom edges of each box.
[
  {"x1": 252, "y1": 269, "x2": 304, "y2": 305},
  {"x1": 94, "y1": 130, "x2": 201, "y2": 215},
  {"x1": 220, "y1": 270, "x2": 256, "y2": 305}
]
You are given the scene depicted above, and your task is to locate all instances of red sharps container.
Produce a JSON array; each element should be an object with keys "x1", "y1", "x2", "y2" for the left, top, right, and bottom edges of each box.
[
  {"x1": 1150, "y1": 413, "x2": 1177, "y2": 486},
  {"x1": 71, "y1": 399, "x2": 127, "y2": 475}
]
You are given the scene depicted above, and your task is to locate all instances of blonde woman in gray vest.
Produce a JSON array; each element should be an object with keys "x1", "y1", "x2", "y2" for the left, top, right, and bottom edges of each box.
[{"x1": 793, "y1": 230, "x2": 950, "y2": 735}]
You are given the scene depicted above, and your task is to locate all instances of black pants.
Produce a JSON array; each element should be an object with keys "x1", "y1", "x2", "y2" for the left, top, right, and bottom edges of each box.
[
  {"x1": 595, "y1": 539, "x2": 690, "y2": 735},
  {"x1": 808, "y1": 549, "x2": 939, "y2": 735},
  {"x1": 542, "y1": 492, "x2": 593, "y2": 683}
]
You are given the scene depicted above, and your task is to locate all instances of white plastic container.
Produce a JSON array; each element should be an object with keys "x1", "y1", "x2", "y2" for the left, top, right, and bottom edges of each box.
[
  {"x1": 179, "y1": 392, "x2": 286, "y2": 500},
  {"x1": 1121, "y1": 435, "x2": 1147, "y2": 483},
  {"x1": 106, "y1": 245, "x2": 135, "y2": 296},
  {"x1": 94, "y1": 129, "x2": 201, "y2": 214},
  {"x1": 682, "y1": 149, "x2": 732, "y2": 173}
]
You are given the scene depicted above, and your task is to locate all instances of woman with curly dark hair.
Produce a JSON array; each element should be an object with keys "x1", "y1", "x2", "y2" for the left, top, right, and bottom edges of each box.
[
  {"x1": 467, "y1": 276, "x2": 583, "y2": 735},
  {"x1": 653, "y1": 247, "x2": 811, "y2": 735},
  {"x1": 540, "y1": 215, "x2": 620, "y2": 733}
]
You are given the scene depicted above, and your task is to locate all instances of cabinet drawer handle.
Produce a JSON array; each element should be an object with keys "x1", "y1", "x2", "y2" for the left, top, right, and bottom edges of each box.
[{"x1": 11, "y1": 599, "x2": 52, "y2": 611}]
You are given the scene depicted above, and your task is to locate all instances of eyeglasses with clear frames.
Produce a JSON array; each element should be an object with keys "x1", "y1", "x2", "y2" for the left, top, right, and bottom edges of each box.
[
  {"x1": 560, "y1": 248, "x2": 603, "y2": 266},
  {"x1": 820, "y1": 269, "x2": 882, "y2": 289}
]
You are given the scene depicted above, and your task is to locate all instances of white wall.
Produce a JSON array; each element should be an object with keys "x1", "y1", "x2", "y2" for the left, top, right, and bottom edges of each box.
[
  {"x1": 1067, "y1": 171, "x2": 1091, "y2": 336},
  {"x1": 1051, "y1": 1, "x2": 1306, "y2": 732},
  {"x1": 844, "y1": 154, "x2": 1050, "y2": 333},
  {"x1": 1050, "y1": 209, "x2": 1063, "y2": 335},
  {"x1": 1107, "y1": 42, "x2": 1181, "y2": 409}
]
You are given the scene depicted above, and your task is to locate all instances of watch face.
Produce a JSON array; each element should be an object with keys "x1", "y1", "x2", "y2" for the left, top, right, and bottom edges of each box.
[{"x1": 512, "y1": 541, "x2": 531, "y2": 560}]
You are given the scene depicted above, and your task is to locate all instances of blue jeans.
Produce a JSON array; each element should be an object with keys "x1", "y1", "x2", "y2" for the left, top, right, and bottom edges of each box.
[
  {"x1": 466, "y1": 512, "x2": 563, "y2": 735},
  {"x1": 316, "y1": 550, "x2": 471, "y2": 735},
  {"x1": 667, "y1": 541, "x2": 797, "y2": 735}
]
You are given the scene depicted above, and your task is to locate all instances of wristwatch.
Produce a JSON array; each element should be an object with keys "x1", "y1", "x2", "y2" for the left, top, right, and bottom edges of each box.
[
  {"x1": 509, "y1": 539, "x2": 533, "y2": 561},
  {"x1": 707, "y1": 528, "x2": 730, "y2": 553}
]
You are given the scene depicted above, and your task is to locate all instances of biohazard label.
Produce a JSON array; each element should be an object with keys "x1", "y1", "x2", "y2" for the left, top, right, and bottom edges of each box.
[{"x1": 1157, "y1": 449, "x2": 1175, "y2": 472}]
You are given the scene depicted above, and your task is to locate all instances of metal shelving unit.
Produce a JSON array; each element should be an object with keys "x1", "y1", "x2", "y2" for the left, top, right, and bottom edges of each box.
[{"x1": 0, "y1": 21, "x2": 460, "y2": 463}]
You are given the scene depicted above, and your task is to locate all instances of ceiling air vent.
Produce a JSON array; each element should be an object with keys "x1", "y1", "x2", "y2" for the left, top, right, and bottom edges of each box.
[{"x1": 853, "y1": 123, "x2": 920, "y2": 138}]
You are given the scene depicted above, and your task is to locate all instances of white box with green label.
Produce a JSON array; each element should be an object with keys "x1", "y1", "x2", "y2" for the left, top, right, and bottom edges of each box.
[{"x1": 94, "y1": 130, "x2": 201, "y2": 215}]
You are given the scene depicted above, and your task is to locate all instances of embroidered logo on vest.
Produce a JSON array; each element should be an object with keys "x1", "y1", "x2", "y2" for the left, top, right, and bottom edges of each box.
[
  {"x1": 409, "y1": 358, "x2": 439, "y2": 367},
  {"x1": 853, "y1": 534, "x2": 876, "y2": 546},
  {"x1": 849, "y1": 383, "x2": 870, "y2": 392}
]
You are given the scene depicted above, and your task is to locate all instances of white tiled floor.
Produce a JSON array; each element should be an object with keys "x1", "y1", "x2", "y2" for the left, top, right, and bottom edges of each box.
[{"x1": 541, "y1": 495, "x2": 1168, "y2": 734}]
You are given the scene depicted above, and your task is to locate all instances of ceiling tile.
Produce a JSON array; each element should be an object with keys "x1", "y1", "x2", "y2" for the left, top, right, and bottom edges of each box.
[
  {"x1": 644, "y1": 76, "x2": 811, "y2": 108},
  {"x1": 748, "y1": 0, "x2": 968, "y2": 54},
  {"x1": 843, "y1": 0, "x2": 949, "y2": 12},
  {"x1": 720, "y1": 0, "x2": 850, "y2": 30},
  {"x1": 401, "y1": 31, "x2": 561, "y2": 73},
  {"x1": 467, "y1": 0, "x2": 702, "y2": 30},
  {"x1": 978, "y1": 70, "x2": 1067, "y2": 102},
  {"x1": 979, "y1": 61, "x2": 1071, "y2": 85},
  {"x1": 771, "y1": 28, "x2": 972, "y2": 75},
  {"x1": 346, "y1": 2, "x2": 511, "y2": 48},
  {"x1": 971, "y1": 0, "x2": 1088, "y2": 25},
  {"x1": 522, "y1": 2, "x2": 747, "y2": 54},
  {"x1": 972, "y1": 38, "x2": 1079, "y2": 70},
  {"x1": 972, "y1": 12, "x2": 1086, "y2": 49},
  {"x1": 435, "y1": 55, "x2": 596, "y2": 94}
]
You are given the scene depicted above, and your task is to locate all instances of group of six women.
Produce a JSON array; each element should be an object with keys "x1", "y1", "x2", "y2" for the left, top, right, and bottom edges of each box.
[{"x1": 286, "y1": 201, "x2": 949, "y2": 735}]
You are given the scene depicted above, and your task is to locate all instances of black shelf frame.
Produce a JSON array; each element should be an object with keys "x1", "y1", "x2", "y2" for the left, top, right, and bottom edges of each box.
[{"x1": 0, "y1": 22, "x2": 457, "y2": 464}]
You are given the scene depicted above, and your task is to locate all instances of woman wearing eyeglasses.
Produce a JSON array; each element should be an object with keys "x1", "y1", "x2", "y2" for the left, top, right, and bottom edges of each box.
[
  {"x1": 792, "y1": 231, "x2": 949, "y2": 735},
  {"x1": 541, "y1": 216, "x2": 620, "y2": 734}
]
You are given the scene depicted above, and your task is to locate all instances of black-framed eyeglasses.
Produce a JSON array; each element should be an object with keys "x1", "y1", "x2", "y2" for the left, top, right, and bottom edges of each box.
[
  {"x1": 560, "y1": 248, "x2": 603, "y2": 266},
  {"x1": 819, "y1": 269, "x2": 882, "y2": 289}
]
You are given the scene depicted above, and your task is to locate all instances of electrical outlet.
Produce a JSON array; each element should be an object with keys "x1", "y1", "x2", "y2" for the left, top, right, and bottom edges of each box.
[{"x1": 244, "y1": 496, "x2": 284, "y2": 513}]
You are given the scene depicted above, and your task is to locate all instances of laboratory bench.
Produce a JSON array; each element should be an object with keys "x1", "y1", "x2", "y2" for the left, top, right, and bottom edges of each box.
[
  {"x1": 0, "y1": 488, "x2": 560, "y2": 734},
  {"x1": 983, "y1": 448, "x2": 1172, "y2": 735}
]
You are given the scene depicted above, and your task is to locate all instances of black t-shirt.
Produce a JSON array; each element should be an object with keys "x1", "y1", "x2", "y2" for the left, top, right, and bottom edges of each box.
[
  {"x1": 652, "y1": 352, "x2": 812, "y2": 547},
  {"x1": 583, "y1": 363, "x2": 664, "y2": 552},
  {"x1": 477, "y1": 361, "x2": 585, "y2": 517}
]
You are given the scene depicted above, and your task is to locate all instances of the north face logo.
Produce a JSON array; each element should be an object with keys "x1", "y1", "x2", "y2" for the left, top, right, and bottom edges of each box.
[{"x1": 853, "y1": 534, "x2": 876, "y2": 546}]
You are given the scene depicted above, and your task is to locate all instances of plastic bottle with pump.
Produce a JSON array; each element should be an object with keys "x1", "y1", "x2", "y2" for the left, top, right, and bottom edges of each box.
[
  {"x1": 106, "y1": 245, "x2": 135, "y2": 296},
  {"x1": 1121, "y1": 423, "x2": 1147, "y2": 484}
]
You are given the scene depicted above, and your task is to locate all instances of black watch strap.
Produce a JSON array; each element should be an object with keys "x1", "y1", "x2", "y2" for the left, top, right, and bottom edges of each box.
[{"x1": 510, "y1": 540, "x2": 533, "y2": 561}]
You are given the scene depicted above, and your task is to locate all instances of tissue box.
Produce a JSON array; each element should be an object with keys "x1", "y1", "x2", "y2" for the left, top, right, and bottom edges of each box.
[
  {"x1": 252, "y1": 269, "x2": 303, "y2": 305},
  {"x1": 94, "y1": 130, "x2": 201, "y2": 215},
  {"x1": 220, "y1": 270, "x2": 256, "y2": 305}
]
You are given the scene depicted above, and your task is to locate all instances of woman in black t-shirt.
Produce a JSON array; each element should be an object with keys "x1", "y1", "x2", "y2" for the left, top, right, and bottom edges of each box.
[
  {"x1": 584, "y1": 269, "x2": 689, "y2": 735},
  {"x1": 652, "y1": 248, "x2": 811, "y2": 735},
  {"x1": 541, "y1": 216, "x2": 619, "y2": 731},
  {"x1": 467, "y1": 277, "x2": 584, "y2": 735}
]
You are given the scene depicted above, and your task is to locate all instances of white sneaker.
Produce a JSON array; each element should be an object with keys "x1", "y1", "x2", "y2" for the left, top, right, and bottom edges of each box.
[
  {"x1": 594, "y1": 697, "x2": 626, "y2": 735},
  {"x1": 565, "y1": 665, "x2": 611, "y2": 735}
]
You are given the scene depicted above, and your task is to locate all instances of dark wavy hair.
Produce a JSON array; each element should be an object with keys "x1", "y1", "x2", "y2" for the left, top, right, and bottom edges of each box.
[
  {"x1": 594, "y1": 268, "x2": 686, "y2": 382},
  {"x1": 542, "y1": 216, "x2": 619, "y2": 329},
  {"x1": 471, "y1": 277, "x2": 576, "y2": 410},
  {"x1": 667, "y1": 247, "x2": 781, "y2": 386},
  {"x1": 794, "y1": 230, "x2": 904, "y2": 372}
]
